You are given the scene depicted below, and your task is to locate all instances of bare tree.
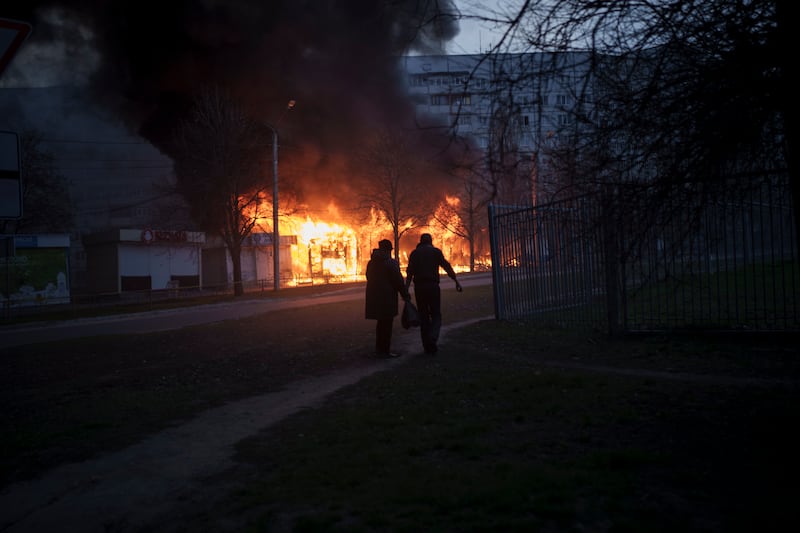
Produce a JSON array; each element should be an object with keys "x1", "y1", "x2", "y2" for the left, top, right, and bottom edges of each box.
[
  {"x1": 0, "y1": 130, "x2": 73, "y2": 235},
  {"x1": 357, "y1": 125, "x2": 440, "y2": 257},
  {"x1": 172, "y1": 86, "x2": 270, "y2": 296},
  {"x1": 485, "y1": 97, "x2": 536, "y2": 206},
  {"x1": 432, "y1": 157, "x2": 493, "y2": 272},
  {"x1": 465, "y1": 0, "x2": 796, "y2": 248}
]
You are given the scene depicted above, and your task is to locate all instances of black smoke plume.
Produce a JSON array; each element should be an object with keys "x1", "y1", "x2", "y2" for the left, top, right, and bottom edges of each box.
[{"x1": 5, "y1": 1, "x2": 462, "y2": 210}]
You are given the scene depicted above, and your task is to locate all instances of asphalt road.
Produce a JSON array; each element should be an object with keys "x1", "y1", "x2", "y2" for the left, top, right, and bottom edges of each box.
[{"x1": 0, "y1": 273, "x2": 493, "y2": 349}]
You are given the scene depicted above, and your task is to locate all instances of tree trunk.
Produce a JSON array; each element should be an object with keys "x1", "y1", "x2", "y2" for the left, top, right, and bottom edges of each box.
[
  {"x1": 468, "y1": 236, "x2": 475, "y2": 272},
  {"x1": 230, "y1": 243, "x2": 244, "y2": 296}
]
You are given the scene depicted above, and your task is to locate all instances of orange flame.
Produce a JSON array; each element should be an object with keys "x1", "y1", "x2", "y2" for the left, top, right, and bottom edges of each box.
[
  {"x1": 244, "y1": 195, "x2": 484, "y2": 285},
  {"x1": 286, "y1": 215, "x2": 359, "y2": 283}
]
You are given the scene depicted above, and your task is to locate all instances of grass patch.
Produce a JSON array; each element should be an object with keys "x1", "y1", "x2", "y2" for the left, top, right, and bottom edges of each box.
[{"x1": 220, "y1": 327, "x2": 800, "y2": 531}]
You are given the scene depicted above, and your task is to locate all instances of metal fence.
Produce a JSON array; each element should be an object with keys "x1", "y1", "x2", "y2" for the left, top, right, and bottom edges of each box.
[{"x1": 488, "y1": 176, "x2": 799, "y2": 334}]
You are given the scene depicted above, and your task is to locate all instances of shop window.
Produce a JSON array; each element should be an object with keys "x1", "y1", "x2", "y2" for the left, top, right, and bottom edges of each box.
[
  {"x1": 170, "y1": 275, "x2": 200, "y2": 289},
  {"x1": 121, "y1": 275, "x2": 151, "y2": 292}
]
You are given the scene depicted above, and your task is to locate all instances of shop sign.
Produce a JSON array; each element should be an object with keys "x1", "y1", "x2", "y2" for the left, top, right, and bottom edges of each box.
[{"x1": 141, "y1": 229, "x2": 188, "y2": 243}]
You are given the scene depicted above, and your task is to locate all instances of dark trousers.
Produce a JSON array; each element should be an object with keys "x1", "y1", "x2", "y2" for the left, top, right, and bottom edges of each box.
[
  {"x1": 414, "y1": 284, "x2": 441, "y2": 352},
  {"x1": 375, "y1": 317, "x2": 393, "y2": 354}
]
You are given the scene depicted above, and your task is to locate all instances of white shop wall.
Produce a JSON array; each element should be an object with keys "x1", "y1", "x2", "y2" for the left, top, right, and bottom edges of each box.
[
  {"x1": 118, "y1": 244, "x2": 200, "y2": 290},
  {"x1": 225, "y1": 247, "x2": 274, "y2": 284}
]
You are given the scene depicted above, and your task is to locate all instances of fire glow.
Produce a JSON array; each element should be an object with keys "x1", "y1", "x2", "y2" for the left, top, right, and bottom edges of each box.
[
  {"x1": 251, "y1": 197, "x2": 482, "y2": 287},
  {"x1": 288, "y1": 216, "x2": 360, "y2": 284}
]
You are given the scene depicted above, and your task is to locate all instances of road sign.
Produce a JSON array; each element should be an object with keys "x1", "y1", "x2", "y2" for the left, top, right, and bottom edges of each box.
[
  {"x1": 0, "y1": 19, "x2": 30, "y2": 219},
  {"x1": 0, "y1": 18, "x2": 31, "y2": 77},
  {"x1": 0, "y1": 131, "x2": 22, "y2": 219}
]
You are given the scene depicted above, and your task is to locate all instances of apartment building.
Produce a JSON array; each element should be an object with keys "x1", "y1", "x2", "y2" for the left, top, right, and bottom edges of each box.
[{"x1": 399, "y1": 52, "x2": 595, "y2": 204}]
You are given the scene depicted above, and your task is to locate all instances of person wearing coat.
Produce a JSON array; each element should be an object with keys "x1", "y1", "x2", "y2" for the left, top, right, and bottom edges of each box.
[
  {"x1": 404, "y1": 233, "x2": 462, "y2": 354},
  {"x1": 365, "y1": 239, "x2": 411, "y2": 357}
]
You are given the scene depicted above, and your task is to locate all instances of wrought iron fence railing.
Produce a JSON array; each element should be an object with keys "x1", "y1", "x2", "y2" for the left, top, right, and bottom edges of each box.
[{"x1": 488, "y1": 176, "x2": 799, "y2": 334}]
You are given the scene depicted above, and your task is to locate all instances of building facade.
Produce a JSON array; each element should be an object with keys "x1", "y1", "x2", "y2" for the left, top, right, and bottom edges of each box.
[
  {"x1": 399, "y1": 52, "x2": 596, "y2": 205},
  {"x1": 83, "y1": 228, "x2": 205, "y2": 295}
]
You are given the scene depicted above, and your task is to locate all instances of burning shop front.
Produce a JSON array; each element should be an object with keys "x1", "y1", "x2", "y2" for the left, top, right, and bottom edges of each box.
[{"x1": 202, "y1": 220, "x2": 362, "y2": 290}]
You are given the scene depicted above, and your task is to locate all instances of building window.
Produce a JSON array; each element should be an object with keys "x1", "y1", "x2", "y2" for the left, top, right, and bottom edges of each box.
[
  {"x1": 558, "y1": 114, "x2": 571, "y2": 126},
  {"x1": 556, "y1": 94, "x2": 569, "y2": 106},
  {"x1": 431, "y1": 94, "x2": 447, "y2": 105},
  {"x1": 523, "y1": 115, "x2": 529, "y2": 125},
  {"x1": 451, "y1": 94, "x2": 471, "y2": 106}
]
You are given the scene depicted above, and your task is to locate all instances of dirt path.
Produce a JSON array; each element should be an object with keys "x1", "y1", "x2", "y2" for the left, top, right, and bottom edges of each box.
[{"x1": 0, "y1": 322, "x2": 471, "y2": 532}]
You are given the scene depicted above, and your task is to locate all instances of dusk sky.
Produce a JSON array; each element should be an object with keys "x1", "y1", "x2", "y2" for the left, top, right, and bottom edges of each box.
[{"x1": 448, "y1": 1, "x2": 501, "y2": 54}]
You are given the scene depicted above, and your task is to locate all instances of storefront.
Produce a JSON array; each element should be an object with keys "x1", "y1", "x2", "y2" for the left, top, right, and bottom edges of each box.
[
  {"x1": 83, "y1": 228, "x2": 205, "y2": 294},
  {"x1": 201, "y1": 232, "x2": 296, "y2": 290}
]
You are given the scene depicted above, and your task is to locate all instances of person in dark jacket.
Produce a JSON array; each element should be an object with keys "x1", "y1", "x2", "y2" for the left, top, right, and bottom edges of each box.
[
  {"x1": 404, "y1": 233, "x2": 462, "y2": 354},
  {"x1": 365, "y1": 239, "x2": 411, "y2": 357}
]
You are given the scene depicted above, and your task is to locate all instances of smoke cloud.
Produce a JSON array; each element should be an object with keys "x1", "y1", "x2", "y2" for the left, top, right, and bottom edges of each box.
[{"x1": 4, "y1": 0, "x2": 463, "y2": 214}]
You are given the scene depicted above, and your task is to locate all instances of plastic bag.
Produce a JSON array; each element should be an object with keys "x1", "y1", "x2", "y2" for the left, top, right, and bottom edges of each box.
[{"x1": 401, "y1": 300, "x2": 420, "y2": 329}]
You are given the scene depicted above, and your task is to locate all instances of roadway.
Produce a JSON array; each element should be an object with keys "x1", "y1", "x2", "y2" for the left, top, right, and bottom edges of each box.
[{"x1": 0, "y1": 272, "x2": 493, "y2": 349}]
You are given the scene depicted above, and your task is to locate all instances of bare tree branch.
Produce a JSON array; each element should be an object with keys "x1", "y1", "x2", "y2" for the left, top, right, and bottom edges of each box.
[{"x1": 172, "y1": 86, "x2": 270, "y2": 296}]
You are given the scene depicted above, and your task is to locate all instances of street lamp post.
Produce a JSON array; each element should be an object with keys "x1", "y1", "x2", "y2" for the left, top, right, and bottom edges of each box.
[
  {"x1": 268, "y1": 99, "x2": 295, "y2": 292},
  {"x1": 271, "y1": 127, "x2": 280, "y2": 291}
]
